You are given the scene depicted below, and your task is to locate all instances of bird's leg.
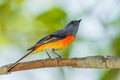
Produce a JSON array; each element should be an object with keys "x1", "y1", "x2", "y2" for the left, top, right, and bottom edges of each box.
[
  {"x1": 52, "y1": 48, "x2": 62, "y2": 58},
  {"x1": 45, "y1": 49, "x2": 52, "y2": 59}
]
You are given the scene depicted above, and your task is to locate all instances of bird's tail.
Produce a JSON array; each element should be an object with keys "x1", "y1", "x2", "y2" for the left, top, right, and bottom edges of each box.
[{"x1": 7, "y1": 50, "x2": 34, "y2": 72}]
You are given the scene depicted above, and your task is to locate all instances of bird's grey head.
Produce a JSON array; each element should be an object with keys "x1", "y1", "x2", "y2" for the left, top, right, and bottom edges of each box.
[{"x1": 64, "y1": 19, "x2": 82, "y2": 36}]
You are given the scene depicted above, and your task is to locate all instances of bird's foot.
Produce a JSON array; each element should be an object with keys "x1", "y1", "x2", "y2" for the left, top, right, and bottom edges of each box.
[{"x1": 54, "y1": 56, "x2": 62, "y2": 60}]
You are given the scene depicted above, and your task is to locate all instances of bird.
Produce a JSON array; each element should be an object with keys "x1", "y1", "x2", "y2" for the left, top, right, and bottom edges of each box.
[{"x1": 7, "y1": 19, "x2": 82, "y2": 72}]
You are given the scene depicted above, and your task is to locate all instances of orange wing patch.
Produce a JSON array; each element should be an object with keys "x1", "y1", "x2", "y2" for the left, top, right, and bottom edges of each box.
[{"x1": 43, "y1": 37, "x2": 57, "y2": 43}]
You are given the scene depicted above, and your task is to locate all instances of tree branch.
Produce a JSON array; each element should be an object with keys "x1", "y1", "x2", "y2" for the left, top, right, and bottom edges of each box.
[{"x1": 1, "y1": 56, "x2": 120, "y2": 75}]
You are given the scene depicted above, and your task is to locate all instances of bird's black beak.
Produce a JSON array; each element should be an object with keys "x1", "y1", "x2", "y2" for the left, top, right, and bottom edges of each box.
[{"x1": 78, "y1": 19, "x2": 82, "y2": 23}]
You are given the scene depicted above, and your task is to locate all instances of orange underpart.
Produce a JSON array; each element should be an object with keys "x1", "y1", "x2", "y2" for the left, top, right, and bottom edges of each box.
[
  {"x1": 34, "y1": 45, "x2": 41, "y2": 50},
  {"x1": 33, "y1": 32, "x2": 75, "y2": 52}
]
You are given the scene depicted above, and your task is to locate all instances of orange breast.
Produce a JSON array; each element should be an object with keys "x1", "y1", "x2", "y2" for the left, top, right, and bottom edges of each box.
[{"x1": 34, "y1": 33, "x2": 75, "y2": 53}]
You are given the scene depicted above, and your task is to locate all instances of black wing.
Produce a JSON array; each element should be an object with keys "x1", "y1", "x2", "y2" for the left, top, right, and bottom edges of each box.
[{"x1": 27, "y1": 30, "x2": 67, "y2": 51}]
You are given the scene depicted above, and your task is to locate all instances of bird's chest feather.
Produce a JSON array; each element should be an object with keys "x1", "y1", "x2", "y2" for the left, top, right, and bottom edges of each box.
[{"x1": 61, "y1": 34, "x2": 75, "y2": 47}]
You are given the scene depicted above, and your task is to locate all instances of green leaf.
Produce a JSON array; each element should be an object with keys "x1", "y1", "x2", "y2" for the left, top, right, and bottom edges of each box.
[
  {"x1": 111, "y1": 36, "x2": 120, "y2": 56},
  {"x1": 35, "y1": 7, "x2": 67, "y2": 31},
  {"x1": 36, "y1": 7, "x2": 67, "y2": 24},
  {"x1": 100, "y1": 70, "x2": 119, "y2": 80},
  {"x1": 111, "y1": 17, "x2": 120, "y2": 26}
]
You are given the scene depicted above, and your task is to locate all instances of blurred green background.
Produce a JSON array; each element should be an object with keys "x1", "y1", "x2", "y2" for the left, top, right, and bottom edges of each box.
[{"x1": 0, "y1": 0, "x2": 120, "y2": 80}]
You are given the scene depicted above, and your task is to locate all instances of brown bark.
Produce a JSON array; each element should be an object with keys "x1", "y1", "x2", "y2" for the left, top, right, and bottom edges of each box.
[{"x1": 0, "y1": 56, "x2": 120, "y2": 75}]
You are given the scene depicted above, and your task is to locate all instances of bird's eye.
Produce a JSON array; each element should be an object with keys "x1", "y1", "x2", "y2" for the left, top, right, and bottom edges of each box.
[{"x1": 71, "y1": 21, "x2": 74, "y2": 23}]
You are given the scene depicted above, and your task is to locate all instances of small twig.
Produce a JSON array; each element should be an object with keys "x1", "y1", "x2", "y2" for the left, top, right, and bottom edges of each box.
[{"x1": 1, "y1": 56, "x2": 120, "y2": 75}]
